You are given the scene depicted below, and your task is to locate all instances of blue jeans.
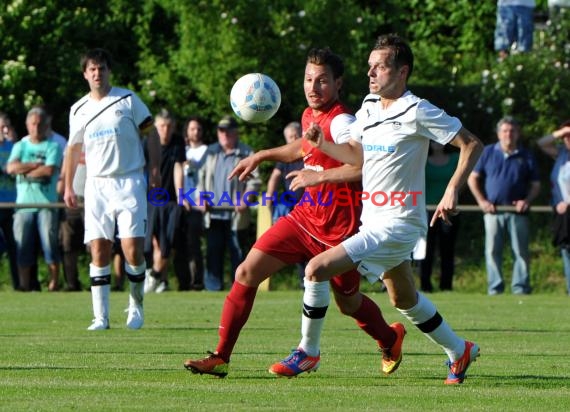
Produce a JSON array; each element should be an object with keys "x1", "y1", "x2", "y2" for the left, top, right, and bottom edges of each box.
[
  {"x1": 560, "y1": 248, "x2": 570, "y2": 295},
  {"x1": 484, "y1": 213, "x2": 531, "y2": 295},
  {"x1": 13, "y1": 209, "x2": 60, "y2": 266},
  {"x1": 494, "y1": 5, "x2": 534, "y2": 52},
  {"x1": 204, "y1": 219, "x2": 248, "y2": 291}
]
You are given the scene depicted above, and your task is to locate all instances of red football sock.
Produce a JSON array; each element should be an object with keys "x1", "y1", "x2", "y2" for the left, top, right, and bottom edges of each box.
[
  {"x1": 351, "y1": 294, "x2": 396, "y2": 349},
  {"x1": 215, "y1": 281, "x2": 258, "y2": 362}
]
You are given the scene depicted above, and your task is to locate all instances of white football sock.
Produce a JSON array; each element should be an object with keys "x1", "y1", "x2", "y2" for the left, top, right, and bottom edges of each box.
[
  {"x1": 298, "y1": 279, "x2": 329, "y2": 357},
  {"x1": 397, "y1": 292, "x2": 464, "y2": 361},
  {"x1": 125, "y1": 262, "x2": 146, "y2": 307},
  {"x1": 89, "y1": 264, "x2": 111, "y2": 322}
]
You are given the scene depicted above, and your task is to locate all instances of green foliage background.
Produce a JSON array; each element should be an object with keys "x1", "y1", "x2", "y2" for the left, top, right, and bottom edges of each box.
[
  {"x1": 0, "y1": 0, "x2": 560, "y2": 142},
  {"x1": 1, "y1": 0, "x2": 570, "y2": 292},
  {"x1": 3, "y1": 0, "x2": 567, "y2": 148}
]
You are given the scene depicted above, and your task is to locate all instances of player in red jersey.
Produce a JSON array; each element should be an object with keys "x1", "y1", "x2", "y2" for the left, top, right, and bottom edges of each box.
[{"x1": 183, "y1": 47, "x2": 405, "y2": 378}]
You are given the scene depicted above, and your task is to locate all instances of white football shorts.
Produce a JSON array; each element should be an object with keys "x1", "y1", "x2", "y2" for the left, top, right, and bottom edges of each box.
[
  {"x1": 342, "y1": 221, "x2": 421, "y2": 284},
  {"x1": 83, "y1": 172, "x2": 147, "y2": 243}
]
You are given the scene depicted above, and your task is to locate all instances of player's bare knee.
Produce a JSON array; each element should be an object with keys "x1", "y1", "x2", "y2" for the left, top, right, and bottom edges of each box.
[
  {"x1": 234, "y1": 263, "x2": 249, "y2": 283},
  {"x1": 235, "y1": 262, "x2": 266, "y2": 287}
]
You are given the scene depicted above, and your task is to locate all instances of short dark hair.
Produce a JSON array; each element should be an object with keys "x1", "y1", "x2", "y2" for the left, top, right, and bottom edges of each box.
[
  {"x1": 306, "y1": 47, "x2": 344, "y2": 80},
  {"x1": 373, "y1": 34, "x2": 414, "y2": 80},
  {"x1": 81, "y1": 48, "x2": 113, "y2": 72}
]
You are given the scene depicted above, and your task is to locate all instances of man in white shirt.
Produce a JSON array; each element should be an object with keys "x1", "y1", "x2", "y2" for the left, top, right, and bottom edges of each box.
[
  {"x1": 64, "y1": 48, "x2": 159, "y2": 330},
  {"x1": 173, "y1": 116, "x2": 208, "y2": 290}
]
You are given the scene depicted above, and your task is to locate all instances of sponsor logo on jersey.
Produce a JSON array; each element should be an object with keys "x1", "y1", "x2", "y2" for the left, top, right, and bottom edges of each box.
[
  {"x1": 87, "y1": 127, "x2": 118, "y2": 139},
  {"x1": 362, "y1": 144, "x2": 395, "y2": 153},
  {"x1": 303, "y1": 164, "x2": 324, "y2": 172}
]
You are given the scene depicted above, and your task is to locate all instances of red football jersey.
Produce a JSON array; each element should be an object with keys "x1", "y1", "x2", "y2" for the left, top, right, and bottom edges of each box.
[{"x1": 286, "y1": 101, "x2": 362, "y2": 245}]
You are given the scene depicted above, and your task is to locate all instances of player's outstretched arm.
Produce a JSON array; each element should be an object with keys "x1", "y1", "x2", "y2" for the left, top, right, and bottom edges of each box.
[
  {"x1": 229, "y1": 138, "x2": 302, "y2": 181},
  {"x1": 317, "y1": 163, "x2": 362, "y2": 184},
  {"x1": 431, "y1": 127, "x2": 483, "y2": 226},
  {"x1": 446, "y1": 127, "x2": 483, "y2": 191}
]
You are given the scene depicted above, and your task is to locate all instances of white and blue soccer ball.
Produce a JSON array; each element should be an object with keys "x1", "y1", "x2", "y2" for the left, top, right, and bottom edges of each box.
[{"x1": 230, "y1": 73, "x2": 281, "y2": 123}]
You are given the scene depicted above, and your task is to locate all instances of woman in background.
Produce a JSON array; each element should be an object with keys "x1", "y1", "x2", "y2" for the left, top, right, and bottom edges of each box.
[{"x1": 419, "y1": 141, "x2": 460, "y2": 292}]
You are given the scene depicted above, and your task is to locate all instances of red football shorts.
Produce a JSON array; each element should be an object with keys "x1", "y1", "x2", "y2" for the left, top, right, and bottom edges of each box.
[{"x1": 253, "y1": 216, "x2": 360, "y2": 296}]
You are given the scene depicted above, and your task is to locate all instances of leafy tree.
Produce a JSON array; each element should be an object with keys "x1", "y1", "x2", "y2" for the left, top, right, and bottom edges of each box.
[
  {"x1": 479, "y1": 9, "x2": 570, "y2": 140},
  {"x1": 2, "y1": 0, "x2": 570, "y2": 291},
  {"x1": 0, "y1": 1, "x2": 146, "y2": 134},
  {"x1": 133, "y1": 0, "x2": 387, "y2": 152},
  {"x1": 1, "y1": 0, "x2": 567, "y2": 152}
]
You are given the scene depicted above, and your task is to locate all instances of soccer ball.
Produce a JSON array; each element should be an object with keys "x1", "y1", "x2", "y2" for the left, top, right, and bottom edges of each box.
[{"x1": 230, "y1": 73, "x2": 281, "y2": 123}]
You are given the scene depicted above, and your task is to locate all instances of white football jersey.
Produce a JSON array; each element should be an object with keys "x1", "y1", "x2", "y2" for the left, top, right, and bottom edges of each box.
[
  {"x1": 69, "y1": 87, "x2": 151, "y2": 177},
  {"x1": 350, "y1": 91, "x2": 461, "y2": 231}
]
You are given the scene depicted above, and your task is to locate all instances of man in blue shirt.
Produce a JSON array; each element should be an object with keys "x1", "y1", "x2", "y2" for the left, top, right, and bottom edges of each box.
[{"x1": 468, "y1": 116, "x2": 540, "y2": 295}]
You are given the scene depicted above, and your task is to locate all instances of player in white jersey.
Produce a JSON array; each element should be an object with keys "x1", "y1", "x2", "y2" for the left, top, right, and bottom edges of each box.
[
  {"x1": 301, "y1": 34, "x2": 484, "y2": 384},
  {"x1": 342, "y1": 92, "x2": 463, "y2": 278},
  {"x1": 63, "y1": 48, "x2": 159, "y2": 331}
]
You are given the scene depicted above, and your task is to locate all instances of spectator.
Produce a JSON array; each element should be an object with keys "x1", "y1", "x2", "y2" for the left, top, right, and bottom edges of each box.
[
  {"x1": 57, "y1": 154, "x2": 85, "y2": 291},
  {"x1": 7, "y1": 106, "x2": 62, "y2": 291},
  {"x1": 265, "y1": 121, "x2": 306, "y2": 288},
  {"x1": 537, "y1": 120, "x2": 570, "y2": 295},
  {"x1": 0, "y1": 111, "x2": 18, "y2": 141},
  {"x1": 42, "y1": 104, "x2": 68, "y2": 155},
  {"x1": 494, "y1": 0, "x2": 536, "y2": 60},
  {"x1": 0, "y1": 112, "x2": 19, "y2": 290},
  {"x1": 46, "y1": 106, "x2": 85, "y2": 292},
  {"x1": 198, "y1": 115, "x2": 260, "y2": 291},
  {"x1": 22, "y1": 105, "x2": 67, "y2": 158},
  {"x1": 143, "y1": 109, "x2": 186, "y2": 293},
  {"x1": 173, "y1": 116, "x2": 208, "y2": 291},
  {"x1": 24, "y1": 105, "x2": 67, "y2": 290},
  {"x1": 419, "y1": 141, "x2": 460, "y2": 292},
  {"x1": 468, "y1": 116, "x2": 540, "y2": 295}
]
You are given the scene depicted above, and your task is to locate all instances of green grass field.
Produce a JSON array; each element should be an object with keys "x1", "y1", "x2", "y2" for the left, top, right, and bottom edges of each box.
[{"x1": 1, "y1": 290, "x2": 569, "y2": 411}]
